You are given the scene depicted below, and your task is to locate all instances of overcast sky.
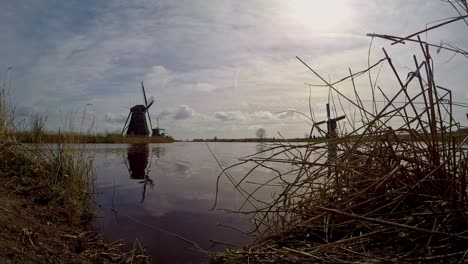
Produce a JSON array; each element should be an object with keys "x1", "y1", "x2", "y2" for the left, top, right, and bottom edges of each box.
[{"x1": 1, "y1": 0, "x2": 467, "y2": 139}]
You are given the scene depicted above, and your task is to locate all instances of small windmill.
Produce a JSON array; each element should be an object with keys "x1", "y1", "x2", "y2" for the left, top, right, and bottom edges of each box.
[
  {"x1": 122, "y1": 81, "x2": 154, "y2": 136},
  {"x1": 314, "y1": 103, "x2": 346, "y2": 139},
  {"x1": 152, "y1": 118, "x2": 166, "y2": 136},
  {"x1": 314, "y1": 103, "x2": 346, "y2": 178}
]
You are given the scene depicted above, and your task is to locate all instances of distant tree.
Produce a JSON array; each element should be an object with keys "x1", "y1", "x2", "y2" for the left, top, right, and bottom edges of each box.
[
  {"x1": 214, "y1": 136, "x2": 217, "y2": 141},
  {"x1": 256, "y1": 128, "x2": 266, "y2": 141}
]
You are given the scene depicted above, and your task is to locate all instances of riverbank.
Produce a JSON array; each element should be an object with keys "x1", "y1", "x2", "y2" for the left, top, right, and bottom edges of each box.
[
  {"x1": 1, "y1": 87, "x2": 149, "y2": 262},
  {"x1": 191, "y1": 132, "x2": 468, "y2": 143},
  {"x1": 13, "y1": 132, "x2": 174, "y2": 144},
  {"x1": 0, "y1": 141, "x2": 149, "y2": 263}
]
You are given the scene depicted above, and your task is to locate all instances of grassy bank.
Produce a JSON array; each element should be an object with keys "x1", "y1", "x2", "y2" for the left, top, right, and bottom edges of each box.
[
  {"x1": 14, "y1": 131, "x2": 174, "y2": 144},
  {"x1": 0, "y1": 88, "x2": 148, "y2": 262}
]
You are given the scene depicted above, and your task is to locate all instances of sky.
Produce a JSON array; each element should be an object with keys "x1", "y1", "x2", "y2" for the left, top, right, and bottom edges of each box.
[{"x1": 1, "y1": 0, "x2": 467, "y2": 140}]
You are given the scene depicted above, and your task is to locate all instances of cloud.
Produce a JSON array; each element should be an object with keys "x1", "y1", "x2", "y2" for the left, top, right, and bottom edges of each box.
[
  {"x1": 252, "y1": 111, "x2": 273, "y2": 120},
  {"x1": 276, "y1": 110, "x2": 295, "y2": 119},
  {"x1": 153, "y1": 105, "x2": 196, "y2": 121},
  {"x1": 104, "y1": 113, "x2": 128, "y2": 124},
  {"x1": 144, "y1": 65, "x2": 174, "y2": 88},
  {"x1": 15, "y1": 106, "x2": 36, "y2": 118},
  {"x1": 156, "y1": 110, "x2": 172, "y2": 120},
  {"x1": 214, "y1": 111, "x2": 247, "y2": 121},
  {"x1": 214, "y1": 110, "x2": 296, "y2": 122},
  {"x1": 2, "y1": 1, "x2": 466, "y2": 139},
  {"x1": 190, "y1": 82, "x2": 216, "y2": 93},
  {"x1": 173, "y1": 105, "x2": 194, "y2": 120}
]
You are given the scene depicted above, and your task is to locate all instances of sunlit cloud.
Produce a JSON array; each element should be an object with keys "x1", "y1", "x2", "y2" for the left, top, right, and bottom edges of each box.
[{"x1": 1, "y1": 0, "x2": 466, "y2": 139}]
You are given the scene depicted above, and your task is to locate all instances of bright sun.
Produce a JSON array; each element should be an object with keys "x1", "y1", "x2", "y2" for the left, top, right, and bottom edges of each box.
[{"x1": 282, "y1": 0, "x2": 353, "y2": 32}]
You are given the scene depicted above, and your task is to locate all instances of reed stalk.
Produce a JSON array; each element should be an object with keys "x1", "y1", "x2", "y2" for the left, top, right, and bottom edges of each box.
[{"x1": 211, "y1": 6, "x2": 468, "y2": 263}]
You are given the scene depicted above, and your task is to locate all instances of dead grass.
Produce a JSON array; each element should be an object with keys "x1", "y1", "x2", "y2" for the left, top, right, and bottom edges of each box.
[{"x1": 0, "y1": 80, "x2": 149, "y2": 262}]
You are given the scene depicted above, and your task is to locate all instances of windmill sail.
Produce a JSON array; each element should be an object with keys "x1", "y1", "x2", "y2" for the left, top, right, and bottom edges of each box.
[
  {"x1": 141, "y1": 81, "x2": 153, "y2": 131},
  {"x1": 147, "y1": 96, "x2": 154, "y2": 109},
  {"x1": 121, "y1": 111, "x2": 132, "y2": 135},
  {"x1": 141, "y1": 81, "x2": 148, "y2": 107}
]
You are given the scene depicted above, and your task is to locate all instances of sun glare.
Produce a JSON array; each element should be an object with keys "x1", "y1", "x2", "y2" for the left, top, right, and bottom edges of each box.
[{"x1": 282, "y1": 0, "x2": 353, "y2": 32}]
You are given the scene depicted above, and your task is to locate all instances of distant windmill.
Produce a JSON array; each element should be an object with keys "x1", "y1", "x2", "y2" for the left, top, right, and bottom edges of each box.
[
  {"x1": 121, "y1": 81, "x2": 154, "y2": 136},
  {"x1": 314, "y1": 103, "x2": 346, "y2": 178},
  {"x1": 152, "y1": 118, "x2": 166, "y2": 136},
  {"x1": 314, "y1": 103, "x2": 346, "y2": 139}
]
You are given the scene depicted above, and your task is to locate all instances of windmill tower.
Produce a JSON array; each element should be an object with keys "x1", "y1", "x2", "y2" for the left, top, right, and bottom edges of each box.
[
  {"x1": 122, "y1": 81, "x2": 154, "y2": 136},
  {"x1": 314, "y1": 103, "x2": 346, "y2": 178}
]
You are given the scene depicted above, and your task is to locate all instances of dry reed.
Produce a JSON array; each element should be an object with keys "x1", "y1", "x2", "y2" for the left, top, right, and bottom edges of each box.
[{"x1": 210, "y1": 4, "x2": 468, "y2": 263}]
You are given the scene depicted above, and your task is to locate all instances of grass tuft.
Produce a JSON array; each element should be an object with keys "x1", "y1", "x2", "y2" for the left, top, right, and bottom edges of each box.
[{"x1": 1, "y1": 80, "x2": 148, "y2": 262}]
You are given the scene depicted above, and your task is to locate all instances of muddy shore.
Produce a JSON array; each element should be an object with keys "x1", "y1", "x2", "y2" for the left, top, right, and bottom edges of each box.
[{"x1": 0, "y1": 143, "x2": 148, "y2": 263}]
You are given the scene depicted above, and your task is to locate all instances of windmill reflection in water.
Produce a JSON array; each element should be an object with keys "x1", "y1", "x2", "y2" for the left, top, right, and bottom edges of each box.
[{"x1": 123, "y1": 144, "x2": 164, "y2": 203}]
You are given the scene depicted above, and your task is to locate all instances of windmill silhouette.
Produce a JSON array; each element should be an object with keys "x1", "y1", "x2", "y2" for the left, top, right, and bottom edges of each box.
[
  {"x1": 121, "y1": 81, "x2": 154, "y2": 136},
  {"x1": 314, "y1": 103, "x2": 345, "y2": 139},
  {"x1": 315, "y1": 103, "x2": 346, "y2": 178}
]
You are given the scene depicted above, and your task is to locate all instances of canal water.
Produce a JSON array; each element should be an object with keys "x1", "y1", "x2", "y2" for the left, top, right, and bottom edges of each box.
[{"x1": 92, "y1": 142, "x2": 286, "y2": 263}]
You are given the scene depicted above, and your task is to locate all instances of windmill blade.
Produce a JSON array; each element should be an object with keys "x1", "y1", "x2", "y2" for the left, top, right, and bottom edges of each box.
[
  {"x1": 146, "y1": 96, "x2": 154, "y2": 109},
  {"x1": 334, "y1": 115, "x2": 346, "y2": 122},
  {"x1": 147, "y1": 109, "x2": 153, "y2": 132},
  {"x1": 141, "y1": 81, "x2": 154, "y2": 132},
  {"x1": 121, "y1": 111, "x2": 132, "y2": 135},
  {"x1": 141, "y1": 81, "x2": 148, "y2": 107},
  {"x1": 314, "y1": 120, "x2": 327, "y2": 126}
]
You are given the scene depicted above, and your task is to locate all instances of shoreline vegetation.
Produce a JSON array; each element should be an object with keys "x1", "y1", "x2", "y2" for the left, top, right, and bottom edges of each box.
[
  {"x1": 209, "y1": 8, "x2": 468, "y2": 264},
  {"x1": 11, "y1": 131, "x2": 468, "y2": 144},
  {"x1": 191, "y1": 132, "x2": 468, "y2": 143},
  {"x1": 13, "y1": 132, "x2": 174, "y2": 144},
  {"x1": 1, "y1": 89, "x2": 149, "y2": 262}
]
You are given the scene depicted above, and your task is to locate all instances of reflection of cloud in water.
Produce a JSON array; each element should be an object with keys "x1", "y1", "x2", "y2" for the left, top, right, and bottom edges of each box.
[
  {"x1": 151, "y1": 145, "x2": 167, "y2": 159},
  {"x1": 140, "y1": 193, "x2": 173, "y2": 217},
  {"x1": 93, "y1": 142, "x2": 292, "y2": 262},
  {"x1": 142, "y1": 189, "x2": 215, "y2": 217},
  {"x1": 172, "y1": 161, "x2": 192, "y2": 178}
]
